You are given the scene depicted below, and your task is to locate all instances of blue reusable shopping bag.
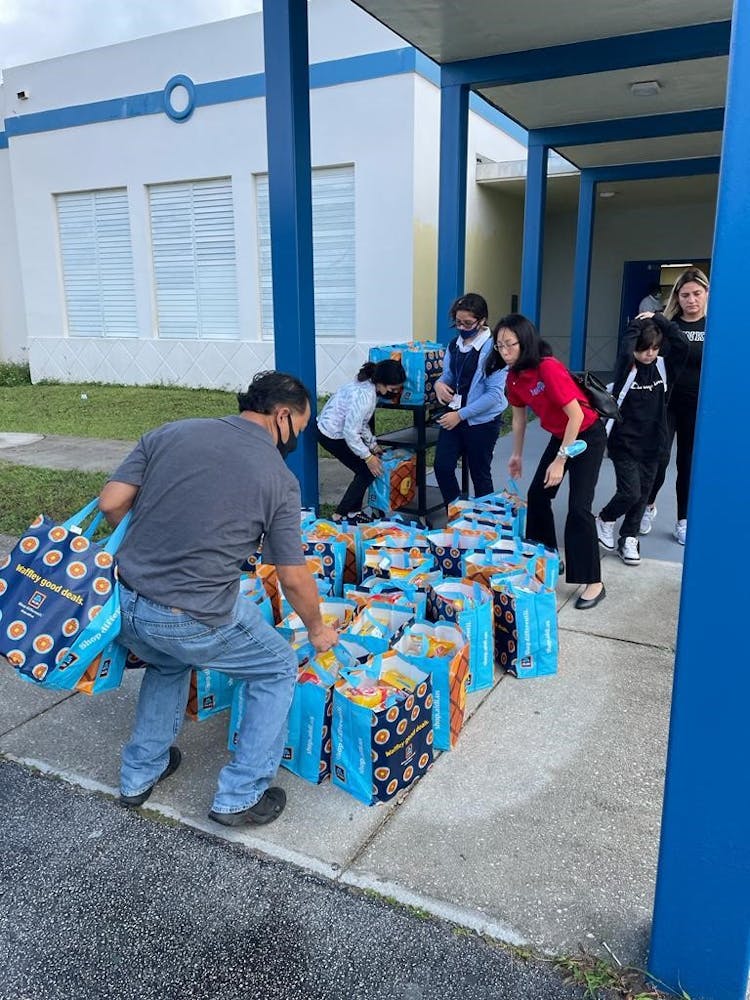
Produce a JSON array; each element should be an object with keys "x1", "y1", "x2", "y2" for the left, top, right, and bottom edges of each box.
[
  {"x1": 491, "y1": 571, "x2": 558, "y2": 678},
  {"x1": 332, "y1": 653, "x2": 433, "y2": 805},
  {"x1": 342, "y1": 601, "x2": 415, "y2": 655},
  {"x1": 473, "y1": 480, "x2": 528, "y2": 538},
  {"x1": 187, "y1": 669, "x2": 236, "y2": 721},
  {"x1": 425, "y1": 528, "x2": 498, "y2": 577},
  {"x1": 302, "y1": 537, "x2": 347, "y2": 597},
  {"x1": 426, "y1": 580, "x2": 494, "y2": 692},
  {"x1": 393, "y1": 621, "x2": 469, "y2": 751},
  {"x1": 369, "y1": 342, "x2": 445, "y2": 406},
  {"x1": 368, "y1": 449, "x2": 417, "y2": 515},
  {"x1": 0, "y1": 498, "x2": 129, "y2": 692}
]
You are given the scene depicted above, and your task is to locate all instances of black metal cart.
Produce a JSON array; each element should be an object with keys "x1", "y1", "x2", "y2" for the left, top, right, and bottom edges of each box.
[{"x1": 374, "y1": 400, "x2": 468, "y2": 527}]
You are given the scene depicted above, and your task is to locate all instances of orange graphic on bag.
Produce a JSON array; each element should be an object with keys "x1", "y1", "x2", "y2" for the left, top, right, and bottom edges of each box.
[{"x1": 390, "y1": 456, "x2": 416, "y2": 511}]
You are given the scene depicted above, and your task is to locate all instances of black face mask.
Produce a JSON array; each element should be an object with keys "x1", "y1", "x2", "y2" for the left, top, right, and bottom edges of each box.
[
  {"x1": 276, "y1": 414, "x2": 298, "y2": 459},
  {"x1": 378, "y1": 388, "x2": 400, "y2": 399}
]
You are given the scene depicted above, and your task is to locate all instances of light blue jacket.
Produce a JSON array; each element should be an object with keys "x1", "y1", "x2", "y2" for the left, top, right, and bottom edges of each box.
[{"x1": 437, "y1": 335, "x2": 508, "y2": 426}]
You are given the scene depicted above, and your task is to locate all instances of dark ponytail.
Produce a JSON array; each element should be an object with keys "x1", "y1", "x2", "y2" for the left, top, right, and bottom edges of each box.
[{"x1": 358, "y1": 359, "x2": 407, "y2": 385}]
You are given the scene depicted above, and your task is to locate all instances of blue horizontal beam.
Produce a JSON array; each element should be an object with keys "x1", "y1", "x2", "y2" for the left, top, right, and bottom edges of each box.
[
  {"x1": 4, "y1": 91, "x2": 165, "y2": 136},
  {"x1": 442, "y1": 20, "x2": 731, "y2": 89},
  {"x1": 0, "y1": 45, "x2": 519, "y2": 146},
  {"x1": 586, "y1": 156, "x2": 720, "y2": 182},
  {"x1": 530, "y1": 107, "x2": 724, "y2": 148}
]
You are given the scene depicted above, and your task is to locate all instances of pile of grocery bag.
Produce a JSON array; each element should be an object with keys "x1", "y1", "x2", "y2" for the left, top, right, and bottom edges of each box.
[
  {"x1": 225, "y1": 483, "x2": 560, "y2": 805},
  {"x1": 0, "y1": 480, "x2": 561, "y2": 808}
]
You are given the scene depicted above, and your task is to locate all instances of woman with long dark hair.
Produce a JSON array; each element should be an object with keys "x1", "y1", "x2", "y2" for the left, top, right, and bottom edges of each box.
[
  {"x1": 639, "y1": 266, "x2": 709, "y2": 545},
  {"x1": 487, "y1": 314, "x2": 607, "y2": 609},
  {"x1": 317, "y1": 359, "x2": 406, "y2": 524}
]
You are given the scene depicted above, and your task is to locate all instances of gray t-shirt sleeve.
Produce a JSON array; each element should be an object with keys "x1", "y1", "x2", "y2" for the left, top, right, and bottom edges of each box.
[
  {"x1": 262, "y1": 478, "x2": 306, "y2": 566},
  {"x1": 109, "y1": 434, "x2": 151, "y2": 486}
]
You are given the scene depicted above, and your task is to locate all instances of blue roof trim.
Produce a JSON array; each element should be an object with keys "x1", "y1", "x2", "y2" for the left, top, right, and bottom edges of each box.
[
  {"x1": 194, "y1": 72, "x2": 265, "y2": 107},
  {"x1": 0, "y1": 45, "x2": 527, "y2": 147},
  {"x1": 310, "y1": 46, "x2": 416, "y2": 87},
  {"x1": 413, "y1": 49, "x2": 440, "y2": 86},
  {"x1": 5, "y1": 90, "x2": 164, "y2": 136},
  {"x1": 469, "y1": 92, "x2": 527, "y2": 146},
  {"x1": 585, "y1": 157, "x2": 720, "y2": 182}
]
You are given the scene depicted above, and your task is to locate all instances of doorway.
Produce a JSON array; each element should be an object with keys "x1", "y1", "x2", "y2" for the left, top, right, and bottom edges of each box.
[{"x1": 618, "y1": 258, "x2": 711, "y2": 344}]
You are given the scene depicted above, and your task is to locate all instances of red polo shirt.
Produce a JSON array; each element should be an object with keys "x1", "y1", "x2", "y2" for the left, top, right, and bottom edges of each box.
[{"x1": 505, "y1": 357, "x2": 598, "y2": 438}]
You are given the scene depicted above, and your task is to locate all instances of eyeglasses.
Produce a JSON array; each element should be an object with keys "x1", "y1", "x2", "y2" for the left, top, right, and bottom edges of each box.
[
  {"x1": 496, "y1": 340, "x2": 519, "y2": 351},
  {"x1": 454, "y1": 318, "x2": 479, "y2": 330}
]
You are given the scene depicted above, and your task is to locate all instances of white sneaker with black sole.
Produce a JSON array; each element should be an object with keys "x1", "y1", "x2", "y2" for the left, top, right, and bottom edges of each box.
[
  {"x1": 618, "y1": 536, "x2": 640, "y2": 565},
  {"x1": 639, "y1": 504, "x2": 657, "y2": 535},
  {"x1": 596, "y1": 516, "x2": 616, "y2": 551}
]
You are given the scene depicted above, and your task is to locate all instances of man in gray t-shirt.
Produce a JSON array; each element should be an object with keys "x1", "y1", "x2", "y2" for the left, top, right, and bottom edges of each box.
[{"x1": 99, "y1": 371, "x2": 337, "y2": 828}]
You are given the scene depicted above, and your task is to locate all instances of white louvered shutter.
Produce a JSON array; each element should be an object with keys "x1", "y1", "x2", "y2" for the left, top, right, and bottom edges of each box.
[
  {"x1": 256, "y1": 165, "x2": 355, "y2": 339},
  {"x1": 149, "y1": 179, "x2": 239, "y2": 339},
  {"x1": 57, "y1": 189, "x2": 138, "y2": 338}
]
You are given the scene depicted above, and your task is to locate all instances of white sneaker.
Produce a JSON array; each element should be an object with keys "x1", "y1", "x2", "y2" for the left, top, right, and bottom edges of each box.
[
  {"x1": 639, "y1": 504, "x2": 657, "y2": 535},
  {"x1": 674, "y1": 519, "x2": 687, "y2": 545},
  {"x1": 618, "y1": 536, "x2": 640, "y2": 565},
  {"x1": 596, "y1": 516, "x2": 616, "y2": 551}
]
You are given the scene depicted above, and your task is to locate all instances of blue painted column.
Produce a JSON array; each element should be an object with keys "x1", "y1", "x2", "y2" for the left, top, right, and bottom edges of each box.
[
  {"x1": 436, "y1": 81, "x2": 469, "y2": 345},
  {"x1": 569, "y1": 171, "x2": 596, "y2": 370},
  {"x1": 263, "y1": 0, "x2": 318, "y2": 505},
  {"x1": 520, "y1": 139, "x2": 548, "y2": 324},
  {"x1": 648, "y1": 4, "x2": 750, "y2": 999}
]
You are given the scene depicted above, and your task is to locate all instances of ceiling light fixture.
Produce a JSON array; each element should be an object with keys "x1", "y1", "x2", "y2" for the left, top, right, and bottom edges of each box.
[
  {"x1": 630, "y1": 80, "x2": 661, "y2": 98},
  {"x1": 599, "y1": 190, "x2": 616, "y2": 199}
]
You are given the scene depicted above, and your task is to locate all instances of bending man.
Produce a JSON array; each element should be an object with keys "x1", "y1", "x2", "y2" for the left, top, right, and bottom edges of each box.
[{"x1": 99, "y1": 371, "x2": 338, "y2": 827}]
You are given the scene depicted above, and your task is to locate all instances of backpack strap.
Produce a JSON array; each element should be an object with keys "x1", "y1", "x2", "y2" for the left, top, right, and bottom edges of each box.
[{"x1": 605, "y1": 366, "x2": 638, "y2": 436}]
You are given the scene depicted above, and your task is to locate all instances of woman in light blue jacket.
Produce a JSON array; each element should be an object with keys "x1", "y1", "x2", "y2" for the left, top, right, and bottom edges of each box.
[{"x1": 433, "y1": 293, "x2": 508, "y2": 506}]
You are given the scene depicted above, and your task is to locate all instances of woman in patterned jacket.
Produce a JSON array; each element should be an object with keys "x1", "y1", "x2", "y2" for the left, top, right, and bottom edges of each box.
[{"x1": 317, "y1": 359, "x2": 406, "y2": 524}]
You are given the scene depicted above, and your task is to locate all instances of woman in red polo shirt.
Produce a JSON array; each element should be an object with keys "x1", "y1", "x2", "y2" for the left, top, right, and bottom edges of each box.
[{"x1": 487, "y1": 314, "x2": 607, "y2": 610}]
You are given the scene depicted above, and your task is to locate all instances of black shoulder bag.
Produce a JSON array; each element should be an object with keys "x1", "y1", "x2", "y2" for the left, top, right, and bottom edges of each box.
[{"x1": 571, "y1": 371, "x2": 622, "y2": 423}]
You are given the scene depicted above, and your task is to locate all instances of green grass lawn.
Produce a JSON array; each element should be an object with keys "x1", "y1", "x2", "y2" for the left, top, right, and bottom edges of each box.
[
  {"x1": 0, "y1": 382, "x2": 412, "y2": 534},
  {"x1": 0, "y1": 465, "x2": 109, "y2": 536},
  {"x1": 0, "y1": 380, "x2": 510, "y2": 536},
  {"x1": 0, "y1": 382, "x2": 414, "y2": 441}
]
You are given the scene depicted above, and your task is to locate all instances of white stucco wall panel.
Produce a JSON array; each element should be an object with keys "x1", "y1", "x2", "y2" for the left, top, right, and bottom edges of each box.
[
  {"x1": 465, "y1": 108, "x2": 526, "y2": 326},
  {"x1": 12, "y1": 67, "x2": 417, "y2": 388},
  {"x1": 0, "y1": 152, "x2": 28, "y2": 361},
  {"x1": 411, "y1": 76, "x2": 439, "y2": 340}
]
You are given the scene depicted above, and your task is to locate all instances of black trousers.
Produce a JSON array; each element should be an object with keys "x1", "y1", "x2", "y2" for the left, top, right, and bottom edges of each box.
[
  {"x1": 317, "y1": 429, "x2": 374, "y2": 515},
  {"x1": 434, "y1": 417, "x2": 502, "y2": 505},
  {"x1": 600, "y1": 450, "x2": 660, "y2": 541},
  {"x1": 648, "y1": 394, "x2": 696, "y2": 520},
  {"x1": 525, "y1": 420, "x2": 606, "y2": 585}
]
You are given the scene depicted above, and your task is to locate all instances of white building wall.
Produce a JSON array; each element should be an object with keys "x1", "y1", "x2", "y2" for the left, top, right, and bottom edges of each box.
[
  {"x1": 0, "y1": 148, "x2": 28, "y2": 363},
  {"x1": 1, "y1": 2, "x2": 424, "y2": 390},
  {"x1": 465, "y1": 114, "x2": 526, "y2": 326}
]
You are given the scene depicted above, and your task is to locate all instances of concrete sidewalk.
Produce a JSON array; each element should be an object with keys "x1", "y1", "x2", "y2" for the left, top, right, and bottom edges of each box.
[{"x1": 0, "y1": 425, "x2": 683, "y2": 969}]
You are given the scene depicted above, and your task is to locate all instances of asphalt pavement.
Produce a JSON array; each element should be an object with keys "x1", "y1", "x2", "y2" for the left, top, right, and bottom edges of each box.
[{"x1": 0, "y1": 759, "x2": 589, "y2": 1000}]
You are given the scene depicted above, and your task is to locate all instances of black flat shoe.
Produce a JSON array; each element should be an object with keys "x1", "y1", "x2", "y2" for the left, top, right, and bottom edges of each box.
[
  {"x1": 120, "y1": 746, "x2": 182, "y2": 808},
  {"x1": 574, "y1": 584, "x2": 606, "y2": 610}
]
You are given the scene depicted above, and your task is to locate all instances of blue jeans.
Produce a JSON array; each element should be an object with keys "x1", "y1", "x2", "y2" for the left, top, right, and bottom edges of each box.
[{"x1": 118, "y1": 583, "x2": 297, "y2": 814}]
